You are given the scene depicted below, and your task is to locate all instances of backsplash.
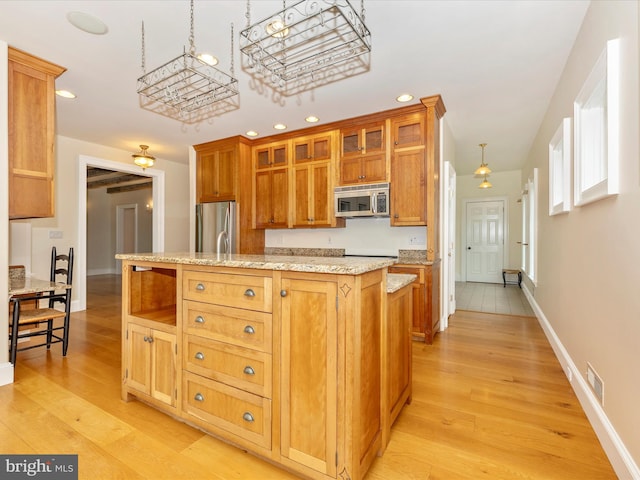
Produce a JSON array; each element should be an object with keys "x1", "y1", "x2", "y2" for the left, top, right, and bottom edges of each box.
[{"x1": 265, "y1": 217, "x2": 427, "y2": 257}]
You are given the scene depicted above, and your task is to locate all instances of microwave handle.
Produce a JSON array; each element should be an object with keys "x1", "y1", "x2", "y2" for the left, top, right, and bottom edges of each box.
[{"x1": 372, "y1": 192, "x2": 377, "y2": 214}]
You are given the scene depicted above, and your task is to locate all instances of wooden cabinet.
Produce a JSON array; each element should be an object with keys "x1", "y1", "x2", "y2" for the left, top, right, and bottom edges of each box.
[
  {"x1": 339, "y1": 122, "x2": 387, "y2": 185},
  {"x1": 126, "y1": 323, "x2": 177, "y2": 407},
  {"x1": 293, "y1": 133, "x2": 332, "y2": 162},
  {"x1": 388, "y1": 263, "x2": 440, "y2": 344},
  {"x1": 382, "y1": 281, "x2": 413, "y2": 450},
  {"x1": 181, "y1": 267, "x2": 274, "y2": 453},
  {"x1": 195, "y1": 140, "x2": 237, "y2": 202},
  {"x1": 255, "y1": 140, "x2": 289, "y2": 169},
  {"x1": 8, "y1": 47, "x2": 66, "y2": 219},
  {"x1": 292, "y1": 162, "x2": 332, "y2": 227},
  {"x1": 254, "y1": 168, "x2": 289, "y2": 228},
  {"x1": 278, "y1": 269, "x2": 384, "y2": 480},
  {"x1": 390, "y1": 113, "x2": 427, "y2": 226},
  {"x1": 121, "y1": 263, "x2": 178, "y2": 412}
]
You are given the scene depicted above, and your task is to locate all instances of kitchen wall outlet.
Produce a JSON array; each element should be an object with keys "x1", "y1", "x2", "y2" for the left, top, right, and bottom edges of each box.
[
  {"x1": 409, "y1": 235, "x2": 426, "y2": 245},
  {"x1": 586, "y1": 362, "x2": 604, "y2": 405},
  {"x1": 49, "y1": 230, "x2": 63, "y2": 239}
]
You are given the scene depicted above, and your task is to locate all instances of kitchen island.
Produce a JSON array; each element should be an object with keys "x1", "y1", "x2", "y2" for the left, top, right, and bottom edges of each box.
[{"x1": 117, "y1": 252, "x2": 411, "y2": 480}]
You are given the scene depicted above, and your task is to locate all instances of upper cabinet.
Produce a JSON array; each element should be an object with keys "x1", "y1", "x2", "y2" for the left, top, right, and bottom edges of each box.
[
  {"x1": 255, "y1": 140, "x2": 289, "y2": 170},
  {"x1": 390, "y1": 113, "x2": 427, "y2": 226},
  {"x1": 8, "y1": 47, "x2": 66, "y2": 220},
  {"x1": 195, "y1": 139, "x2": 238, "y2": 203},
  {"x1": 293, "y1": 133, "x2": 332, "y2": 163},
  {"x1": 339, "y1": 122, "x2": 387, "y2": 185}
]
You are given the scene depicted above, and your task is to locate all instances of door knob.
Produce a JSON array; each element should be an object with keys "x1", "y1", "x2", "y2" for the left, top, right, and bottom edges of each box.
[{"x1": 467, "y1": 246, "x2": 471, "y2": 250}]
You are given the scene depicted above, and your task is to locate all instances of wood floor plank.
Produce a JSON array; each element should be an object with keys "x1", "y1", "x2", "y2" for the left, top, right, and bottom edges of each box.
[{"x1": 0, "y1": 275, "x2": 616, "y2": 479}]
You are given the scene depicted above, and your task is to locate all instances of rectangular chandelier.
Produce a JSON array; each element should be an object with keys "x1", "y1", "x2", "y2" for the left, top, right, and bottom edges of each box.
[
  {"x1": 240, "y1": 0, "x2": 371, "y2": 95},
  {"x1": 137, "y1": 52, "x2": 239, "y2": 123}
]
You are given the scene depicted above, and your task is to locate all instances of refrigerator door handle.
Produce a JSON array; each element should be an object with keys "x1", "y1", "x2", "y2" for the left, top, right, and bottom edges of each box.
[{"x1": 195, "y1": 204, "x2": 203, "y2": 252}]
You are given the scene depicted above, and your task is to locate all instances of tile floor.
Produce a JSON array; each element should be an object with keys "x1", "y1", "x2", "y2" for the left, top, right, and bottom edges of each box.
[{"x1": 455, "y1": 281, "x2": 535, "y2": 316}]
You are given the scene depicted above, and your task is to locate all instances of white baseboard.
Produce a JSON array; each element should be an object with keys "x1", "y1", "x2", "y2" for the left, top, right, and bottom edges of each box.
[
  {"x1": 0, "y1": 362, "x2": 14, "y2": 386},
  {"x1": 522, "y1": 285, "x2": 640, "y2": 480}
]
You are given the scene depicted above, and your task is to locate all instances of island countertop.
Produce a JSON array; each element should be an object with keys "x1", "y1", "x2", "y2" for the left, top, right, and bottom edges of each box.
[{"x1": 116, "y1": 252, "x2": 396, "y2": 275}]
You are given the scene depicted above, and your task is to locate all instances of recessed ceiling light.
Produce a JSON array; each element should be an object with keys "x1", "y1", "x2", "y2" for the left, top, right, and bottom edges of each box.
[
  {"x1": 55, "y1": 90, "x2": 76, "y2": 99},
  {"x1": 396, "y1": 94, "x2": 413, "y2": 103},
  {"x1": 246, "y1": 130, "x2": 259, "y2": 137},
  {"x1": 305, "y1": 116, "x2": 319, "y2": 123},
  {"x1": 67, "y1": 11, "x2": 108, "y2": 35},
  {"x1": 197, "y1": 53, "x2": 218, "y2": 66},
  {"x1": 274, "y1": 123, "x2": 287, "y2": 130}
]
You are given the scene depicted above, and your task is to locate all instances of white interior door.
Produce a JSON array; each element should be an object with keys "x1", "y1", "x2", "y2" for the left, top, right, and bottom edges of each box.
[{"x1": 466, "y1": 200, "x2": 504, "y2": 283}]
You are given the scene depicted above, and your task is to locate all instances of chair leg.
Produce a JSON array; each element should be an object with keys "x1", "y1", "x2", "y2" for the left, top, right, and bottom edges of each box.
[
  {"x1": 46, "y1": 319, "x2": 54, "y2": 349},
  {"x1": 62, "y1": 294, "x2": 72, "y2": 356},
  {"x1": 10, "y1": 301, "x2": 20, "y2": 365}
]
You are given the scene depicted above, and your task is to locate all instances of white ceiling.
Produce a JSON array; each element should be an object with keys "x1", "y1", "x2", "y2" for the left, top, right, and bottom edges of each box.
[{"x1": 0, "y1": 0, "x2": 589, "y2": 175}]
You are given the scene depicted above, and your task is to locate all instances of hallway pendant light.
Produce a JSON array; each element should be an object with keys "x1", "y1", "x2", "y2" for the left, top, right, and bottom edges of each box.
[
  {"x1": 474, "y1": 143, "x2": 492, "y2": 176},
  {"x1": 478, "y1": 175, "x2": 492, "y2": 189},
  {"x1": 132, "y1": 145, "x2": 155, "y2": 169}
]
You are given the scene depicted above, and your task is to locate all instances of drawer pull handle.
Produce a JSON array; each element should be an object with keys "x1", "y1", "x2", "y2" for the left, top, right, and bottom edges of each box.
[
  {"x1": 243, "y1": 366, "x2": 255, "y2": 376},
  {"x1": 244, "y1": 288, "x2": 256, "y2": 297},
  {"x1": 195, "y1": 315, "x2": 205, "y2": 324},
  {"x1": 242, "y1": 412, "x2": 255, "y2": 422},
  {"x1": 194, "y1": 393, "x2": 204, "y2": 402},
  {"x1": 243, "y1": 325, "x2": 255, "y2": 334},
  {"x1": 196, "y1": 283, "x2": 205, "y2": 291},
  {"x1": 195, "y1": 352, "x2": 205, "y2": 360}
]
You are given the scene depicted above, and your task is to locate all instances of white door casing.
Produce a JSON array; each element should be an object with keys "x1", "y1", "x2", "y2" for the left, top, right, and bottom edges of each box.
[
  {"x1": 442, "y1": 161, "x2": 456, "y2": 330},
  {"x1": 116, "y1": 204, "x2": 138, "y2": 273},
  {"x1": 465, "y1": 200, "x2": 505, "y2": 283}
]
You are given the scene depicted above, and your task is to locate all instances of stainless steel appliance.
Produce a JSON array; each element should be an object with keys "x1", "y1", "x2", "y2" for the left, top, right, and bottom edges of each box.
[
  {"x1": 334, "y1": 182, "x2": 390, "y2": 218},
  {"x1": 195, "y1": 202, "x2": 236, "y2": 254}
]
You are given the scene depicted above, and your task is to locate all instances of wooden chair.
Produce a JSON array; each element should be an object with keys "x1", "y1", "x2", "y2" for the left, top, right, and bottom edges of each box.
[{"x1": 9, "y1": 247, "x2": 74, "y2": 364}]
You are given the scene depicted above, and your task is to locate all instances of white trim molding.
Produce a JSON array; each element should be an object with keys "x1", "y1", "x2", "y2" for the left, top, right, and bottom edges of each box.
[{"x1": 522, "y1": 286, "x2": 640, "y2": 479}]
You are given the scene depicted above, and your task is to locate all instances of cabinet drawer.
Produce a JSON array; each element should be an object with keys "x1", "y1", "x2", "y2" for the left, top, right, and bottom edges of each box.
[
  {"x1": 183, "y1": 271, "x2": 272, "y2": 312},
  {"x1": 184, "y1": 301, "x2": 272, "y2": 352},
  {"x1": 183, "y1": 372, "x2": 271, "y2": 449},
  {"x1": 185, "y1": 335, "x2": 272, "y2": 397}
]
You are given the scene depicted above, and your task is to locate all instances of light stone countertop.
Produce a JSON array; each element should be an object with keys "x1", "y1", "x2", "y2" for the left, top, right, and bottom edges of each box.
[
  {"x1": 116, "y1": 252, "x2": 396, "y2": 275},
  {"x1": 386, "y1": 273, "x2": 417, "y2": 293}
]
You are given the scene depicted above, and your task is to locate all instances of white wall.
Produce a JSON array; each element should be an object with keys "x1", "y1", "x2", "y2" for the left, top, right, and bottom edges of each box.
[
  {"x1": 455, "y1": 169, "x2": 523, "y2": 280},
  {"x1": 522, "y1": 1, "x2": 640, "y2": 476}
]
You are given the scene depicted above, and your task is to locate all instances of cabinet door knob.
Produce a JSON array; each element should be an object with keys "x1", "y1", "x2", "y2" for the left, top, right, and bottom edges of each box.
[
  {"x1": 280, "y1": 290, "x2": 287, "y2": 297},
  {"x1": 194, "y1": 393, "x2": 205, "y2": 402},
  {"x1": 195, "y1": 315, "x2": 205, "y2": 324},
  {"x1": 243, "y1": 325, "x2": 256, "y2": 334},
  {"x1": 195, "y1": 352, "x2": 205, "y2": 360},
  {"x1": 394, "y1": 214, "x2": 399, "y2": 218},
  {"x1": 143, "y1": 336, "x2": 149, "y2": 342},
  {"x1": 196, "y1": 283, "x2": 205, "y2": 291},
  {"x1": 243, "y1": 366, "x2": 255, "y2": 376},
  {"x1": 244, "y1": 288, "x2": 256, "y2": 297},
  {"x1": 242, "y1": 412, "x2": 255, "y2": 422},
  {"x1": 147, "y1": 336, "x2": 154, "y2": 343}
]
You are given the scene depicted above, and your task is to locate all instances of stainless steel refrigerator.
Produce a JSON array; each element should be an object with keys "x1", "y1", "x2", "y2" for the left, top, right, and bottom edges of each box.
[{"x1": 195, "y1": 202, "x2": 236, "y2": 254}]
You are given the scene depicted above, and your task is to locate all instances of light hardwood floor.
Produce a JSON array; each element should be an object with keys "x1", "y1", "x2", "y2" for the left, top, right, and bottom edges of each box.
[{"x1": 0, "y1": 275, "x2": 616, "y2": 479}]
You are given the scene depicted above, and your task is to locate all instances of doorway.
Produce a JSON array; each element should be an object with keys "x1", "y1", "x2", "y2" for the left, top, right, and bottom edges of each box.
[
  {"x1": 115, "y1": 204, "x2": 139, "y2": 273},
  {"x1": 462, "y1": 198, "x2": 508, "y2": 284}
]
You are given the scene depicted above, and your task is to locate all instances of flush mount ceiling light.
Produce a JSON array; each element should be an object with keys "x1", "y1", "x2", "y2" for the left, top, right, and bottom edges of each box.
[
  {"x1": 55, "y1": 89, "x2": 76, "y2": 99},
  {"x1": 132, "y1": 145, "x2": 156, "y2": 170},
  {"x1": 240, "y1": 0, "x2": 371, "y2": 96},
  {"x1": 474, "y1": 143, "x2": 492, "y2": 176},
  {"x1": 67, "y1": 11, "x2": 108, "y2": 35},
  {"x1": 136, "y1": 0, "x2": 239, "y2": 124}
]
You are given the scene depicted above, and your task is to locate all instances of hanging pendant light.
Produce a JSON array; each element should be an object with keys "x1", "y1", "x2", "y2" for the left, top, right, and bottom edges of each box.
[
  {"x1": 132, "y1": 145, "x2": 155, "y2": 169},
  {"x1": 474, "y1": 143, "x2": 492, "y2": 176},
  {"x1": 478, "y1": 175, "x2": 492, "y2": 189}
]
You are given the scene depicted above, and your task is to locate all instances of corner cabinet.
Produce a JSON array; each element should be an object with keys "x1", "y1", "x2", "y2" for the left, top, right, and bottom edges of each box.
[
  {"x1": 8, "y1": 47, "x2": 66, "y2": 220},
  {"x1": 121, "y1": 263, "x2": 179, "y2": 413}
]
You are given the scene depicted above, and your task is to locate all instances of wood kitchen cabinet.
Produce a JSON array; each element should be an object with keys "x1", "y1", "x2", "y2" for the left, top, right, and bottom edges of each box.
[
  {"x1": 390, "y1": 113, "x2": 427, "y2": 226},
  {"x1": 195, "y1": 139, "x2": 237, "y2": 202},
  {"x1": 121, "y1": 263, "x2": 178, "y2": 412},
  {"x1": 254, "y1": 168, "x2": 289, "y2": 229},
  {"x1": 293, "y1": 133, "x2": 332, "y2": 162},
  {"x1": 255, "y1": 140, "x2": 289, "y2": 169},
  {"x1": 339, "y1": 122, "x2": 387, "y2": 185},
  {"x1": 388, "y1": 263, "x2": 440, "y2": 344},
  {"x1": 8, "y1": 47, "x2": 66, "y2": 219}
]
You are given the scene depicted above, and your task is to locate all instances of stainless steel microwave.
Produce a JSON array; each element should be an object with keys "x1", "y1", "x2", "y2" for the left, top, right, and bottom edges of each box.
[{"x1": 334, "y1": 182, "x2": 390, "y2": 218}]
